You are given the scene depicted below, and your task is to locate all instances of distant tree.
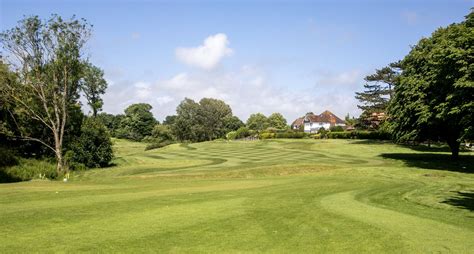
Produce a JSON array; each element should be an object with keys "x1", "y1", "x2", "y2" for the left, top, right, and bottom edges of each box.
[
  {"x1": 389, "y1": 10, "x2": 474, "y2": 158},
  {"x1": 150, "y1": 124, "x2": 174, "y2": 142},
  {"x1": 198, "y1": 98, "x2": 233, "y2": 140},
  {"x1": 0, "y1": 15, "x2": 92, "y2": 174},
  {"x1": 163, "y1": 115, "x2": 177, "y2": 125},
  {"x1": 223, "y1": 115, "x2": 244, "y2": 133},
  {"x1": 96, "y1": 113, "x2": 123, "y2": 137},
  {"x1": 355, "y1": 63, "x2": 400, "y2": 128},
  {"x1": 246, "y1": 113, "x2": 268, "y2": 131},
  {"x1": 80, "y1": 63, "x2": 107, "y2": 117},
  {"x1": 173, "y1": 98, "x2": 235, "y2": 142},
  {"x1": 267, "y1": 113, "x2": 287, "y2": 129},
  {"x1": 344, "y1": 113, "x2": 357, "y2": 126},
  {"x1": 173, "y1": 98, "x2": 200, "y2": 142},
  {"x1": 119, "y1": 103, "x2": 157, "y2": 141}
]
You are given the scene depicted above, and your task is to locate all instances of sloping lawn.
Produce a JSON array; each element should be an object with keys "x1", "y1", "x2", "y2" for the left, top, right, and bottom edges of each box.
[{"x1": 0, "y1": 139, "x2": 473, "y2": 253}]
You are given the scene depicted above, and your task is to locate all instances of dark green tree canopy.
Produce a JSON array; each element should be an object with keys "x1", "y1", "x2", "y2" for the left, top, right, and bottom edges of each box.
[
  {"x1": 119, "y1": 103, "x2": 157, "y2": 141},
  {"x1": 173, "y1": 97, "x2": 235, "y2": 142},
  {"x1": 246, "y1": 113, "x2": 268, "y2": 131},
  {"x1": 80, "y1": 62, "x2": 108, "y2": 116},
  {"x1": 389, "y1": 10, "x2": 474, "y2": 157}
]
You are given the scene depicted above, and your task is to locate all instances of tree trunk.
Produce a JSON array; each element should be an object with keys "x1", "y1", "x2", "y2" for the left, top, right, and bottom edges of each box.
[{"x1": 447, "y1": 138, "x2": 460, "y2": 159}]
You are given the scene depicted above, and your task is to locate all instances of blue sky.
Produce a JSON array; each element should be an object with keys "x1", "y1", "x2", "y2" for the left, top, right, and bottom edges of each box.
[{"x1": 1, "y1": 0, "x2": 472, "y2": 122}]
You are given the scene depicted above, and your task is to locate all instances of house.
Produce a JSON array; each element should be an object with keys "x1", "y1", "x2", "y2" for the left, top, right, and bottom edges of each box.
[{"x1": 291, "y1": 110, "x2": 346, "y2": 133}]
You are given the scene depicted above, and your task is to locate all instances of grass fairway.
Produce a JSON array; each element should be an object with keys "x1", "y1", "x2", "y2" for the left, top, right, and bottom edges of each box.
[{"x1": 1, "y1": 139, "x2": 473, "y2": 253}]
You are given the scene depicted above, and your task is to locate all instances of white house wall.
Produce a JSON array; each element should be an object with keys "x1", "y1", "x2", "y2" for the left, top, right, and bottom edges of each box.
[{"x1": 304, "y1": 122, "x2": 331, "y2": 133}]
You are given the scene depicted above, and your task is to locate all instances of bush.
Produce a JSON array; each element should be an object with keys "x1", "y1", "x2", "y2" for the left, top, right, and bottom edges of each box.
[
  {"x1": 226, "y1": 131, "x2": 237, "y2": 140},
  {"x1": 259, "y1": 132, "x2": 276, "y2": 139},
  {"x1": 330, "y1": 126, "x2": 344, "y2": 132},
  {"x1": 325, "y1": 131, "x2": 391, "y2": 140},
  {"x1": 1, "y1": 158, "x2": 56, "y2": 182},
  {"x1": 235, "y1": 127, "x2": 251, "y2": 139},
  {"x1": 145, "y1": 140, "x2": 175, "y2": 151},
  {"x1": 275, "y1": 132, "x2": 307, "y2": 139},
  {"x1": 69, "y1": 117, "x2": 114, "y2": 169},
  {"x1": 0, "y1": 147, "x2": 18, "y2": 168},
  {"x1": 327, "y1": 132, "x2": 353, "y2": 139}
]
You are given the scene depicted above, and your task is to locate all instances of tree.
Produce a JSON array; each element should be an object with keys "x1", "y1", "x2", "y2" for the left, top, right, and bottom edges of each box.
[
  {"x1": 197, "y1": 98, "x2": 233, "y2": 140},
  {"x1": 389, "y1": 10, "x2": 474, "y2": 158},
  {"x1": 150, "y1": 124, "x2": 174, "y2": 142},
  {"x1": 223, "y1": 115, "x2": 244, "y2": 133},
  {"x1": 268, "y1": 113, "x2": 287, "y2": 129},
  {"x1": 173, "y1": 98, "x2": 235, "y2": 142},
  {"x1": 163, "y1": 115, "x2": 177, "y2": 125},
  {"x1": 119, "y1": 103, "x2": 157, "y2": 141},
  {"x1": 355, "y1": 63, "x2": 400, "y2": 128},
  {"x1": 246, "y1": 113, "x2": 268, "y2": 131},
  {"x1": 80, "y1": 63, "x2": 107, "y2": 117},
  {"x1": 173, "y1": 98, "x2": 200, "y2": 142},
  {"x1": 68, "y1": 117, "x2": 113, "y2": 168},
  {"x1": 0, "y1": 15, "x2": 92, "y2": 174}
]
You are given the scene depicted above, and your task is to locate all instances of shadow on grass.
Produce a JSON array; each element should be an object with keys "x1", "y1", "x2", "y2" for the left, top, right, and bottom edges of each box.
[
  {"x1": 348, "y1": 140, "x2": 393, "y2": 145},
  {"x1": 380, "y1": 153, "x2": 474, "y2": 173},
  {"x1": 442, "y1": 191, "x2": 474, "y2": 211}
]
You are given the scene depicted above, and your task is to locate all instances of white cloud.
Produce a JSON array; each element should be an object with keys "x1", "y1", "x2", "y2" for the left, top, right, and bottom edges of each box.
[
  {"x1": 101, "y1": 66, "x2": 362, "y2": 122},
  {"x1": 175, "y1": 33, "x2": 233, "y2": 70}
]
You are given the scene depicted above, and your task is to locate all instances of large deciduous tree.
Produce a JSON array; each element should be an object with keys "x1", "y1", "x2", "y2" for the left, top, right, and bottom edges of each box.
[
  {"x1": 268, "y1": 113, "x2": 287, "y2": 130},
  {"x1": 173, "y1": 98, "x2": 237, "y2": 142},
  {"x1": 246, "y1": 113, "x2": 268, "y2": 131},
  {"x1": 0, "y1": 15, "x2": 92, "y2": 174},
  {"x1": 118, "y1": 103, "x2": 157, "y2": 141},
  {"x1": 389, "y1": 10, "x2": 474, "y2": 158}
]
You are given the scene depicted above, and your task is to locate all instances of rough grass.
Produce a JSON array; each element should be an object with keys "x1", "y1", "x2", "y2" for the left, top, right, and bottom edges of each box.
[{"x1": 0, "y1": 139, "x2": 473, "y2": 253}]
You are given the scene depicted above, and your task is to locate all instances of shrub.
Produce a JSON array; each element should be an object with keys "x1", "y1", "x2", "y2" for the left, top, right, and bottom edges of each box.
[
  {"x1": 226, "y1": 131, "x2": 237, "y2": 140},
  {"x1": 259, "y1": 132, "x2": 276, "y2": 139},
  {"x1": 145, "y1": 140, "x2": 175, "y2": 151},
  {"x1": 0, "y1": 147, "x2": 18, "y2": 168},
  {"x1": 275, "y1": 132, "x2": 307, "y2": 139},
  {"x1": 235, "y1": 127, "x2": 251, "y2": 139},
  {"x1": 330, "y1": 126, "x2": 344, "y2": 132},
  {"x1": 1, "y1": 158, "x2": 56, "y2": 182},
  {"x1": 327, "y1": 132, "x2": 353, "y2": 139},
  {"x1": 69, "y1": 117, "x2": 114, "y2": 169}
]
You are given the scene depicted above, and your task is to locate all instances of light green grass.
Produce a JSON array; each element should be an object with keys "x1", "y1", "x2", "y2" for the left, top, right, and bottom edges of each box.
[{"x1": 0, "y1": 139, "x2": 473, "y2": 253}]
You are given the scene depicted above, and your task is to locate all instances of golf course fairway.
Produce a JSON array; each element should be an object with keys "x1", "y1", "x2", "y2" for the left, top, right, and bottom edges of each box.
[{"x1": 1, "y1": 139, "x2": 473, "y2": 253}]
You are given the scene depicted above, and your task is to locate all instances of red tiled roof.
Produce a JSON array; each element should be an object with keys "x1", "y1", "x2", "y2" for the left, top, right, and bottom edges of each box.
[
  {"x1": 293, "y1": 110, "x2": 345, "y2": 125},
  {"x1": 291, "y1": 117, "x2": 304, "y2": 126}
]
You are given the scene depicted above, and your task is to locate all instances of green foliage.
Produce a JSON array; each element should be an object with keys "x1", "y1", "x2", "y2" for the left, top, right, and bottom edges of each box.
[
  {"x1": 330, "y1": 126, "x2": 344, "y2": 132},
  {"x1": 96, "y1": 113, "x2": 124, "y2": 137},
  {"x1": 173, "y1": 98, "x2": 237, "y2": 142},
  {"x1": 1, "y1": 158, "x2": 56, "y2": 182},
  {"x1": 275, "y1": 132, "x2": 307, "y2": 139},
  {"x1": 267, "y1": 113, "x2": 287, "y2": 129},
  {"x1": 326, "y1": 131, "x2": 391, "y2": 140},
  {"x1": 246, "y1": 113, "x2": 268, "y2": 131},
  {"x1": 259, "y1": 132, "x2": 276, "y2": 139},
  {"x1": 388, "y1": 10, "x2": 474, "y2": 157},
  {"x1": 145, "y1": 140, "x2": 175, "y2": 151},
  {"x1": 118, "y1": 103, "x2": 157, "y2": 141},
  {"x1": 80, "y1": 63, "x2": 107, "y2": 116},
  {"x1": 163, "y1": 115, "x2": 177, "y2": 125},
  {"x1": 223, "y1": 115, "x2": 244, "y2": 133},
  {"x1": 235, "y1": 127, "x2": 251, "y2": 139},
  {"x1": 0, "y1": 15, "x2": 96, "y2": 174},
  {"x1": 226, "y1": 131, "x2": 237, "y2": 140},
  {"x1": 68, "y1": 117, "x2": 113, "y2": 169}
]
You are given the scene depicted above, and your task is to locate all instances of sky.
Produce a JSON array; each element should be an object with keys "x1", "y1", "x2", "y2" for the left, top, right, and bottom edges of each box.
[{"x1": 1, "y1": 0, "x2": 472, "y2": 122}]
